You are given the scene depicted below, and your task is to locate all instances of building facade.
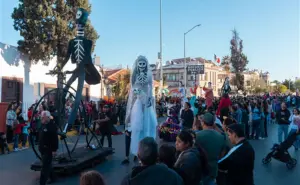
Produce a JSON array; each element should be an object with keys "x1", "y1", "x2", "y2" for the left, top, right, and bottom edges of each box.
[{"x1": 152, "y1": 57, "x2": 270, "y2": 96}]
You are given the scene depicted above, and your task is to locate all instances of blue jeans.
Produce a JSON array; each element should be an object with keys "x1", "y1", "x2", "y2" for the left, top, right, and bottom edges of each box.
[
  {"x1": 13, "y1": 134, "x2": 19, "y2": 149},
  {"x1": 251, "y1": 120, "x2": 260, "y2": 139},
  {"x1": 289, "y1": 129, "x2": 300, "y2": 149},
  {"x1": 22, "y1": 134, "x2": 28, "y2": 147},
  {"x1": 278, "y1": 124, "x2": 289, "y2": 143}
]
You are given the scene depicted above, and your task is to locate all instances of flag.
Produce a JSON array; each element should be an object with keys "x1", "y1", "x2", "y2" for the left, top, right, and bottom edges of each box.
[{"x1": 214, "y1": 54, "x2": 220, "y2": 63}]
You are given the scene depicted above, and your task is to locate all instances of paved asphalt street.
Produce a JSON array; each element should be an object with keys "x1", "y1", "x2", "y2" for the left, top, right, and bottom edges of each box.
[{"x1": 0, "y1": 117, "x2": 299, "y2": 185}]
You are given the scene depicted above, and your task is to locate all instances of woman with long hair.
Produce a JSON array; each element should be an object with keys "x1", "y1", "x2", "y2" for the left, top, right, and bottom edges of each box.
[
  {"x1": 175, "y1": 130, "x2": 209, "y2": 185},
  {"x1": 251, "y1": 102, "x2": 261, "y2": 140},
  {"x1": 289, "y1": 108, "x2": 300, "y2": 150},
  {"x1": 6, "y1": 102, "x2": 17, "y2": 143},
  {"x1": 80, "y1": 170, "x2": 106, "y2": 185}
]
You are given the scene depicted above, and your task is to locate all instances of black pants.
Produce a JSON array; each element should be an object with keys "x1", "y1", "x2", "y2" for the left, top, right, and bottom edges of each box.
[
  {"x1": 125, "y1": 131, "x2": 131, "y2": 157},
  {"x1": 244, "y1": 122, "x2": 250, "y2": 138},
  {"x1": 264, "y1": 114, "x2": 268, "y2": 137},
  {"x1": 100, "y1": 133, "x2": 112, "y2": 148},
  {"x1": 0, "y1": 139, "x2": 9, "y2": 154},
  {"x1": 40, "y1": 152, "x2": 54, "y2": 185},
  {"x1": 6, "y1": 125, "x2": 13, "y2": 143}
]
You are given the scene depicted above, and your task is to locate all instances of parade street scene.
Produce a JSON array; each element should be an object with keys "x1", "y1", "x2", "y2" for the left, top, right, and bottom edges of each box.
[{"x1": 0, "y1": 1, "x2": 299, "y2": 185}]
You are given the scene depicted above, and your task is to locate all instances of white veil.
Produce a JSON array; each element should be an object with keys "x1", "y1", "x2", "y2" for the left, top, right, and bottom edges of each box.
[{"x1": 125, "y1": 55, "x2": 151, "y2": 130}]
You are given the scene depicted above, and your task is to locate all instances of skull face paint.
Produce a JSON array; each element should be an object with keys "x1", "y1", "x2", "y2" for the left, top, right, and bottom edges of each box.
[
  {"x1": 137, "y1": 60, "x2": 147, "y2": 72},
  {"x1": 76, "y1": 10, "x2": 83, "y2": 19}
]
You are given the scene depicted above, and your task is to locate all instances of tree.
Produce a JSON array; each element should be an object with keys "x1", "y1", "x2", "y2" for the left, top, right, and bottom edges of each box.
[
  {"x1": 295, "y1": 79, "x2": 300, "y2": 90},
  {"x1": 220, "y1": 55, "x2": 231, "y2": 72},
  {"x1": 282, "y1": 79, "x2": 295, "y2": 91},
  {"x1": 12, "y1": 0, "x2": 98, "y2": 66},
  {"x1": 279, "y1": 84, "x2": 288, "y2": 93},
  {"x1": 229, "y1": 29, "x2": 249, "y2": 91},
  {"x1": 272, "y1": 80, "x2": 280, "y2": 85},
  {"x1": 111, "y1": 70, "x2": 131, "y2": 100}
]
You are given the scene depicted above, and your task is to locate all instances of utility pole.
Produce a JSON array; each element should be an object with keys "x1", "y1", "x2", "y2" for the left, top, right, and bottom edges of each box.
[{"x1": 159, "y1": 0, "x2": 163, "y2": 97}]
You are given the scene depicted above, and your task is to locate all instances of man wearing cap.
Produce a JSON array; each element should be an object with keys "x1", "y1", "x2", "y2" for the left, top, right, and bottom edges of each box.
[{"x1": 195, "y1": 113, "x2": 231, "y2": 185}]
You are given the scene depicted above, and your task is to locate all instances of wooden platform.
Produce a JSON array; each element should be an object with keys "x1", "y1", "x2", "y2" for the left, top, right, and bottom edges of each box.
[{"x1": 30, "y1": 146, "x2": 114, "y2": 174}]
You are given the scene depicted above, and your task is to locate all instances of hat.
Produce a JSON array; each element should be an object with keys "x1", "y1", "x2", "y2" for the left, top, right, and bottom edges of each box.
[
  {"x1": 202, "y1": 113, "x2": 215, "y2": 126},
  {"x1": 227, "y1": 124, "x2": 245, "y2": 137}
]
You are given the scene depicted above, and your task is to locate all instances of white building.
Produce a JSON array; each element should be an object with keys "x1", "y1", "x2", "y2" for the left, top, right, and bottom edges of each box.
[{"x1": 0, "y1": 42, "x2": 104, "y2": 115}]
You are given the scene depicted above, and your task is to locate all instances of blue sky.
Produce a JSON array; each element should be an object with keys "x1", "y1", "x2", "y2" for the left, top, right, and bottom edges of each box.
[{"x1": 0, "y1": 0, "x2": 299, "y2": 81}]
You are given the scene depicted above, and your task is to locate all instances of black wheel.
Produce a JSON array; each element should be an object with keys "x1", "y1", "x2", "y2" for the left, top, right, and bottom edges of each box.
[
  {"x1": 29, "y1": 88, "x2": 84, "y2": 160},
  {"x1": 286, "y1": 162, "x2": 295, "y2": 169},
  {"x1": 262, "y1": 157, "x2": 271, "y2": 164},
  {"x1": 85, "y1": 120, "x2": 102, "y2": 149},
  {"x1": 291, "y1": 158, "x2": 297, "y2": 165}
]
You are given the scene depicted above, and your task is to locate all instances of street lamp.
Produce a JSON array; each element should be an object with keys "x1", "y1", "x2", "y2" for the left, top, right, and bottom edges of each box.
[{"x1": 184, "y1": 24, "x2": 201, "y2": 93}]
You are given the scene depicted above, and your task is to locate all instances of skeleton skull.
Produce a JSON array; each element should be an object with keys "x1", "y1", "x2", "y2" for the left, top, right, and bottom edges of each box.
[
  {"x1": 137, "y1": 60, "x2": 147, "y2": 72},
  {"x1": 76, "y1": 10, "x2": 83, "y2": 19}
]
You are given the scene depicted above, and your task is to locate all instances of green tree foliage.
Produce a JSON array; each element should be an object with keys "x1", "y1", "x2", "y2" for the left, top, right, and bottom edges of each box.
[
  {"x1": 295, "y1": 79, "x2": 300, "y2": 90},
  {"x1": 229, "y1": 29, "x2": 249, "y2": 91},
  {"x1": 220, "y1": 55, "x2": 231, "y2": 72},
  {"x1": 279, "y1": 84, "x2": 288, "y2": 93},
  {"x1": 12, "y1": 0, "x2": 98, "y2": 66},
  {"x1": 282, "y1": 79, "x2": 295, "y2": 91},
  {"x1": 112, "y1": 70, "x2": 131, "y2": 100}
]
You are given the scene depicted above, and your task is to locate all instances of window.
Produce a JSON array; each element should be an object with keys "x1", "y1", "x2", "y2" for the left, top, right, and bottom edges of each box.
[
  {"x1": 166, "y1": 74, "x2": 177, "y2": 81},
  {"x1": 7, "y1": 81, "x2": 13, "y2": 88},
  {"x1": 246, "y1": 81, "x2": 250, "y2": 86},
  {"x1": 190, "y1": 75, "x2": 194, "y2": 81}
]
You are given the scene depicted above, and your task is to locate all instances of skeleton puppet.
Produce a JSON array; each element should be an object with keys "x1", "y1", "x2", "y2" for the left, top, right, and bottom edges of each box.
[
  {"x1": 56, "y1": 8, "x2": 101, "y2": 126},
  {"x1": 124, "y1": 56, "x2": 157, "y2": 156},
  {"x1": 221, "y1": 77, "x2": 231, "y2": 95},
  {"x1": 203, "y1": 82, "x2": 214, "y2": 108}
]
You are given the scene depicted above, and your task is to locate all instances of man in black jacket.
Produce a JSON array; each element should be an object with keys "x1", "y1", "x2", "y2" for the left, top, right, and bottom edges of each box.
[
  {"x1": 180, "y1": 102, "x2": 194, "y2": 129},
  {"x1": 38, "y1": 111, "x2": 58, "y2": 185},
  {"x1": 218, "y1": 124, "x2": 255, "y2": 185},
  {"x1": 276, "y1": 102, "x2": 291, "y2": 143}
]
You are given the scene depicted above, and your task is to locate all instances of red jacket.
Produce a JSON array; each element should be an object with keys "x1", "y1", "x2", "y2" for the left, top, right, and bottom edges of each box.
[
  {"x1": 28, "y1": 109, "x2": 33, "y2": 121},
  {"x1": 14, "y1": 123, "x2": 26, "y2": 134},
  {"x1": 216, "y1": 97, "x2": 232, "y2": 116}
]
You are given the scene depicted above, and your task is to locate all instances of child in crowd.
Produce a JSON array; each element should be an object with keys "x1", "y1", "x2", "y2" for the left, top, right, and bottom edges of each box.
[
  {"x1": 0, "y1": 132, "x2": 10, "y2": 154},
  {"x1": 22, "y1": 122, "x2": 30, "y2": 149},
  {"x1": 13, "y1": 119, "x2": 26, "y2": 151}
]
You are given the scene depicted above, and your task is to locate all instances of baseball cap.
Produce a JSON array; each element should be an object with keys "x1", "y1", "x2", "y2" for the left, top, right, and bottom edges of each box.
[{"x1": 202, "y1": 113, "x2": 215, "y2": 126}]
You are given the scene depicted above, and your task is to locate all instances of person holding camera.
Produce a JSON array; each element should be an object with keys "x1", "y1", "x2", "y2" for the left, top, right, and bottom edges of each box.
[{"x1": 96, "y1": 105, "x2": 113, "y2": 148}]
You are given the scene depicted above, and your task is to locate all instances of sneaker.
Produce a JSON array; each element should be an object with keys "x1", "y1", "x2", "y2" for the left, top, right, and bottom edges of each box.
[
  {"x1": 22, "y1": 147, "x2": 28, "y2": 150},
  {"x1": 13, "y1": 148, "x2": 19, "y2": 152},
  {"x1": 121, "y1": 159, "x2": 130, "y2": 165}
]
